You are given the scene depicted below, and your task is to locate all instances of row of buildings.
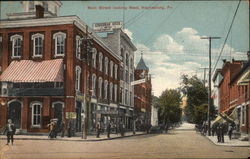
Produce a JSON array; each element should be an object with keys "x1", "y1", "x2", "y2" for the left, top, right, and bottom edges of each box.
[
  {"x1": 0, "y1": 1, "x2": 152, "y2": 135},
  {"x1": 212, "y1": 52, "x2": 250, "y2": 138}
]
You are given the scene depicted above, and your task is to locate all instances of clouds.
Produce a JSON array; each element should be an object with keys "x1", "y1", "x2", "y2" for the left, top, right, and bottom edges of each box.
[{"x1": 133, "y1": 27, "x2": 246, "y2": 97}]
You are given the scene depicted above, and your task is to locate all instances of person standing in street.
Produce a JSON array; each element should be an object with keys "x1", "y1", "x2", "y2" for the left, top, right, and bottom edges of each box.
[
  {"x1": 107, "y1": 121, "x2": 111, "y2": 138},
  {"x1": 219, "y1": 123, "x2": 225, "y2": 143},
  {"x1": 96, "y1": 120, "x2": 101, "y2": 138},
  {"x1": 216, "y1": 124, "x2": 221, "y2": 142},
  {"x1": 3, "y1": 119, "x2": 16, "y2": 145},
  {"x1": 228, "y1": 123, "x2": 233, "y2": 140}
]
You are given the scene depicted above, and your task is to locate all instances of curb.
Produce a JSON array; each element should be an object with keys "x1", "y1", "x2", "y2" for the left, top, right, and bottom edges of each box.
[
  {"x1": 0, "y1": 133, "x2": 147, "y2": 142},
  {"x1": 202, "y1": 134, "x2": 250, "y2": 147}
]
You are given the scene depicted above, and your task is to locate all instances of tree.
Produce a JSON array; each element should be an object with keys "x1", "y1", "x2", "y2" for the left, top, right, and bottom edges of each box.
[
  {"x1": 157, "y1": 89, "x2": 182, "y2": 126},
  {"x1": 180, "y1": 74, "x2": 216, "y2": 124}
]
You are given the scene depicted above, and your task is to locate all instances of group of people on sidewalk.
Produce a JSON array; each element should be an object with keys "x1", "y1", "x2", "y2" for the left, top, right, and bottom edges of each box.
[
  {"x1": 96, "y1": 120, "x2": 126, "y2": 138},
  {"x1": 197, "y1": 121, "x2": 235, "y2": 143}
]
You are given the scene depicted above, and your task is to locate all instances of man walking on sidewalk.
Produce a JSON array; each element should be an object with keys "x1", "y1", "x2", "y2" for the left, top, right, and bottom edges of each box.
[
  {"x1": 96, "y1": 120, "x2": 101, "y2": 138},
  {"x1": 3, "y1": 119, "x2": 16, "y2": 145},
  {"x1": 107, "y1": 120, "x2": 111, "y2": 138}
]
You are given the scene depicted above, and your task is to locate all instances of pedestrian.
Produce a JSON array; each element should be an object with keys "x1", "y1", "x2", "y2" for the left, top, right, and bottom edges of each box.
[
  {"x1": 3, "y1": 119, "x2": 16, "y2": 145},
  {"x1": 61, "y1": 120, "x2": 65, "y2": 138},
  {"x1": 47, "y1": 120, "x2": 55, "y2": 139},
  {"x1": 216, "y1": 124, "x2": 221, "y2": 142},
  {"x1": 228, "y1": 123, "x2": 233, "y2": 140},
  {"x1": 107, "y1": 121, "x2": 111, "y2": 138},
  {"x1": 96, "y1": 120, "x2": 101, "y2": 138},
  {"x1": 219, "y1": 123, "x2": 225, "y2": 143},
  {"x1": 67, "y1": 120, "x2": 72, "y2": 138},
  {"x1": 119, "y1": 121, "x2": 124, "y2": 137}
]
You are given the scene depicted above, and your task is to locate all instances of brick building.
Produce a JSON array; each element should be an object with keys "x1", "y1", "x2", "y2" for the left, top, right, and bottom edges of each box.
[
  {"x1": 0, "y1": 1, "x2": 133, "y2": 134},
  {"x1": 134, "y1": 55, "x2": 152, "y2": 128},
  {"x1": 217, "y1": 53, "x2": 250, "y2": 137}
]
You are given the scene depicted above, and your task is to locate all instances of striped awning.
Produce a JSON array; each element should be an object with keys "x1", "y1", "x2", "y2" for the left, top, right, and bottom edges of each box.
[{"x1": 0, "y1": 59, "x2": 64, "y2": 83}]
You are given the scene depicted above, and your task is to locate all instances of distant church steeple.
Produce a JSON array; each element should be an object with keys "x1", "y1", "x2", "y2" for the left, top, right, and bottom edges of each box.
[{"x1": 136, "y1": 52, "x2": 149, "y2": 71}]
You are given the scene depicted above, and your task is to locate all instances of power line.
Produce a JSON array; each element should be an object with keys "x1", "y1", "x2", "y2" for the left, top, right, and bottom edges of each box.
[
  {"x1": 212, "y1": 0, "x2": 242, "y2": 74},
  {"x1": 143, "y1": 3, "x2": 182, "y2": 46}
]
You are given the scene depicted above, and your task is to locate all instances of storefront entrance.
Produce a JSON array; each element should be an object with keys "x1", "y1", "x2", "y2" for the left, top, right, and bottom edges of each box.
[{"x1": 8, "y1": 100, "x2": 22, "y2": 129}]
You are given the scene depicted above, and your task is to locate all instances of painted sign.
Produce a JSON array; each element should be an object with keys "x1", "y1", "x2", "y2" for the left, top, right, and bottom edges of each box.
[
  {"x1": 65, "y1": 112, "x2": 77, "y2": 119},
  {"x1": 93, "y1": 21, "x2": 123, "y2": 32},
  {"x1": 131, "y1": 78, "x2": 146, "y2": 86}
]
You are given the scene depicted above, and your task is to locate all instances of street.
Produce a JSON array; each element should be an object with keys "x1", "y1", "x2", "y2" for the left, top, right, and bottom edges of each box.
[{"x1": 0, "y1": 123, "x2": 249, "y2": 159}]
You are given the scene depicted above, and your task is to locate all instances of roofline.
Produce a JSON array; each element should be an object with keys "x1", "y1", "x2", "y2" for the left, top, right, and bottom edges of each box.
[
  {"x1": 0, "y1": 15, "x2": 121, "y2": 61},
  {"x1": 230, "y1": 60, "x2": 250, "y2": 85},
  {"x1": 212, "y1": 69, "x2": 222, "y2": 82}
]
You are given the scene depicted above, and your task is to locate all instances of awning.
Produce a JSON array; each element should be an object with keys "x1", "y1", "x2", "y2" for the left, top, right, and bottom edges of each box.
[
  {"x1": 0, "y1": 59, "x2": 64, "y2": 83},
  {"x1": 237, "y1": 70, "x2": 250, "y2": 85}
]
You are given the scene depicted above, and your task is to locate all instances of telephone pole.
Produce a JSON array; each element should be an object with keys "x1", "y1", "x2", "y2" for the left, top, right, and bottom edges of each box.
[{"x1": 200, "y1": 36, "x2": 220, "y2": 136}]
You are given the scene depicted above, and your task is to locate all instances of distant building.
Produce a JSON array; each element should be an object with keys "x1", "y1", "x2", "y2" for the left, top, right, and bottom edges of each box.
[
  {"x1": 212, "y1": 69, "x2": 222, "y2": 112},
  {"x1": 134, "y1": 55, "x2": 152, "y2": 127},
  {"x1": 180, "y1": 95, "x2": 187, "y2": 121},
  {"x1": 217, "y1": 53, "x2": 250, "y2": 137}
]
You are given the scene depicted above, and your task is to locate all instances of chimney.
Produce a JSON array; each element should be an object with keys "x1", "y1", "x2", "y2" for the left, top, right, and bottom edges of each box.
[
  {"x1": 36, "y1": 5, "x2": 44, "y2": 18},
  {"x1": 247, "y1": 51, "x2": 250, "y2": 61}
]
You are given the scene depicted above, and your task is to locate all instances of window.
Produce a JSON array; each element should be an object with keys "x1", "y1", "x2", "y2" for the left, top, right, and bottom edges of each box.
[
  {"x1": 109, "y1": 83, "x2": 113, "y2": 101},
  {"x1": 121, "y1": 47, "x2": 124, "y2": 62},
  {"x1": 110, "y1": 61, "x2": 113, "y2": 77},
  {"x1": 114, "y1": 84, "x2": 117, "y2": 102},
  {"x1": 29, "y1": 1, "x2": 35, "y2": 11},
  {"x1": 10, "y1": 34, "x2": 23, "y2": 58},
  {"x1": 114, "y1": 64, "x2": 118, "y2": 79},
  {"x1": 130, "y1": 73, "x2": 133, "y2": 82},
  {"x1": 99, "y1": 52, "x2": 103, "y2": 71},
  {"x1": 92, "y1": 74, "x2": 96, "y2": 96},
  {"x1": 105, "y1": 57, "x2": 109, "y2": 75},
  {"x1": 43, "y1": 2, "x2": 48, "y2": 12},
  {"x1": 76, "y1": 35, "x2": 81, "y2": 59},
  {"x1": 98, "y1": 77, "x2": 103, "y2": 98},
  {"x1": 130, "y1": 92, "x2": 132, "y2": 106},
  {"x1": 32, "y1": 33, "x2": 44, "y2": 57},
  {"x1": 120, "y1": 87, "x2": 123, "y2": 103},
  {"x1": 125, "y1": 70, "x2": 129, "y2": 83},
  {"x1": 130, "y1": 58, "x2": 133, "y2": 69},
  {"x1": 104, "y1": 80, "x2": 108, "y2": 99},
  {"x1": 75, "y1": 66, "x2": 81, "y2": 91},
  {"x1": 120, "y1": 68, "x2": 124, "y2": 81},
  {"x1": 126, "y1": 53, "x2": 129, "y2": 66},
  {"x1": 92, "y1": 48, "x2": 97, "y2": 68},
  {"x1": 31, "y1": 102, "x2": 42, "y2": 127},
  {"x1": 53, "y1": 32, "x2": 66, "y2": 56},
  {"x1": 125, "y1": 89, "x2": 128, "y2": 105}
]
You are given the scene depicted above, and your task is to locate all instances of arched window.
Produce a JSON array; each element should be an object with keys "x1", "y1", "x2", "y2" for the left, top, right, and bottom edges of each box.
[
  {"x1": 104, "y1": 80, "x2": 108, "y2": 99},
  {"x1": 30, "y1": 101, "x2": 42, "y2": 127},
  {"x1": 98, "y1": 77, "x2": 103, "y2": 98},
  {"x1": 121, "y1": 47, "x2": 124, "y2": 62},
  {"x1": 75, "y1": 66, "x2": 81, "y2": 91},
  {"x1": 105, "y1": 57, "x2": 109, "y2": 75},
  {"x1": 76, "y1": 35, "x2": 81, "y2": 59},
  {"x1": 99, "y1": 52, "x2": 103, "y2": 71},
  {"x1": 109, "y1": 83, "x2": 113, "y2": 101},
  {"x1": 32, "y1": 33, "x2": 44, "y2": 57},
  {"x1": 92, "y1": 74, "x2": 96, "y2": 96},
  {"x1": 110, "y1": 61, "x2": 113, "y2": 77},
  {"x1": 10, "y1": 34, "x2": 23, "y2": 58},
  {"x1": 92, "y1": 48, "x2": 97, "y2": 68},
  {"x1": 53, "y1": 32, "x2": 66, "y2": 56}
]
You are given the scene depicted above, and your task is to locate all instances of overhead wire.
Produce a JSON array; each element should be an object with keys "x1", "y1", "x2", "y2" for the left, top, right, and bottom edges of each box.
[{"x1": 212, "y1": 0, "x2": 242, "y2": 74}]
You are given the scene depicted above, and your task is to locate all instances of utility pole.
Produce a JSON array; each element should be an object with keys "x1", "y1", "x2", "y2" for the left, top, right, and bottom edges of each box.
[
  {"x1": 199, "y1": 67, "x2": 209, "y2": 86},
  {"x1": 82, "y1": 26, "x2": 93, "y2": 139},
  {"x1": 200, "y1": 36, "x2": 220, "y2": 136}
]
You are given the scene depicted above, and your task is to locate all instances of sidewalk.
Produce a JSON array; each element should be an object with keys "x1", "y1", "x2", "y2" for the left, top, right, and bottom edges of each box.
[
  {"x1": 0, "y1": 131, "x2": 146, "y2": 142},
  {"x1": 205, "y1": 134, "x2": 250, "y2": 147}
]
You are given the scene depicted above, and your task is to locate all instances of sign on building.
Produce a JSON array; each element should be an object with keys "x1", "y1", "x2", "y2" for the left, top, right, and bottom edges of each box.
[
  {"x1": 131, "y1": 78, "x2": 146, "y2": 86},
  {"x1": 93, "y1": 21, "x2": 123, "y2": 32}
]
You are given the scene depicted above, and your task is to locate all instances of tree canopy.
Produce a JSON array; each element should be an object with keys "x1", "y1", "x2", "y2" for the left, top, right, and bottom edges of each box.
[
  {"x1": 180, "y1": 74, "x2": 216, "y2": 124},
  {"x1": 157, "y1": 89, "x2": 182, "y2": 126}
]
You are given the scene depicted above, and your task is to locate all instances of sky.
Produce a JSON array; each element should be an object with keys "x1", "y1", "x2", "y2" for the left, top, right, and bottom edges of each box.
[{"x1": 1, "y1": 1, "x2": 249, "y2": 97}]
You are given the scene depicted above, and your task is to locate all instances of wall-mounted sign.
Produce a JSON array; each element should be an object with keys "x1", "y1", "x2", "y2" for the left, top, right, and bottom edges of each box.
[
  {"x1": 66, "y1": 112, "x2": 77, "y2": 119},
  {"x1": 93, "y1": 21, "x2": 123, "y2": 32},
  {"x1": 131, "y1": 78, "x2": 146, "y2": 86}
]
